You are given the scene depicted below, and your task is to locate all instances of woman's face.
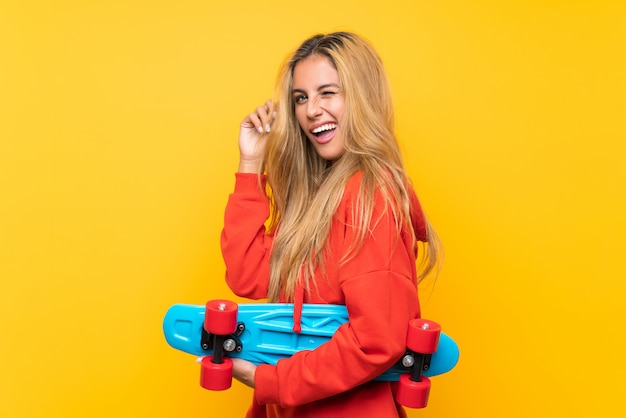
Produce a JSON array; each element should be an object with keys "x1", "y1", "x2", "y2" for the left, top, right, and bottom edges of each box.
[{"x1": 292, "y1": 55, "x2": 346, "y2": 161}]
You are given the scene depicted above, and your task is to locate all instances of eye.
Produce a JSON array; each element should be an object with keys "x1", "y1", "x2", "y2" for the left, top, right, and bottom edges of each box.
[
  {"x1": 321, "y1": 90, "x2": 336, "y2": 97},
  {"x1": 294, "y1": 94, "x2": 307, "y2": 104}
]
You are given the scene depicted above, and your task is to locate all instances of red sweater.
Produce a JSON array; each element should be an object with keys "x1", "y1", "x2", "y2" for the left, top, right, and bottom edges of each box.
[{"x1": 220, "y1": 172, "x2": 428, "y2": 418}]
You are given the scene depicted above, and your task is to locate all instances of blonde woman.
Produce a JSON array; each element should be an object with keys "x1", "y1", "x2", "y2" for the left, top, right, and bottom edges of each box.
[{"x1": 221, "y1": 31, "x2": 441, "y2": 418}]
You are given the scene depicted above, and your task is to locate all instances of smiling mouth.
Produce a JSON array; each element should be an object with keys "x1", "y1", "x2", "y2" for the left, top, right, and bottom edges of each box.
[{"x1": 311, "y1": 123, "x2": 337, "y2": 137}]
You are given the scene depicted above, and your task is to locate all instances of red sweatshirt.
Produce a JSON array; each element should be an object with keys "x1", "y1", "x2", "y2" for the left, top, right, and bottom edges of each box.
[{"x1": 220, "y1": 172, "x2": 428, "y2": 418}]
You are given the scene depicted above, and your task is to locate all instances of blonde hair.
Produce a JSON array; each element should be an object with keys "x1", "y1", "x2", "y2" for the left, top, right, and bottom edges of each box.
[{"x1": 261, "y1": 32, "x2": 441, "y2": 302}]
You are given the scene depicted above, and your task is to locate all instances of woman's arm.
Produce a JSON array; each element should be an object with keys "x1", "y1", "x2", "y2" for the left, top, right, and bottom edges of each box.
[
  {"x1": 220, "y1": 173, "x2": 273, "y2": 299},
  {"x1": 220, "y1": 100, "x2": 276, "y2": 298}
]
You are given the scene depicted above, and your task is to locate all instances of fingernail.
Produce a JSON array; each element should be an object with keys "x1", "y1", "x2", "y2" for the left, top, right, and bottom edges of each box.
[
  {"x1": 258, "y1": 126, "x2": 264, "y2": 133},
  {"x1": 265, "y1": 124, "x2": 271, "y2": 133}
]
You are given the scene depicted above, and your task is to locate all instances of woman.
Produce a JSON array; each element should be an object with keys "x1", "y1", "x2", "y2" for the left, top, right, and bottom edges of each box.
[{"x1": 220, "y1": 31, "x2": 441, "y2": 418}]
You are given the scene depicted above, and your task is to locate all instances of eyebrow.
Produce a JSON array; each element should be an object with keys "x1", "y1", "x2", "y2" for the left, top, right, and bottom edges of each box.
[{"x1": 292, "y1": 83, "x2": 341, "y2": 94}]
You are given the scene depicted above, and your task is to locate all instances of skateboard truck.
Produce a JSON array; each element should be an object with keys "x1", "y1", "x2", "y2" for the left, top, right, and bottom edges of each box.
[
  {"x1": 201, "y1": 322, "x2": 244, "y2": 354},
  {"x1": 401, "y1": 352, "x2": 432, "y2": 372},
  {"x1": 199, "y1": 300, "x2": 241, "y2": 390},
  {"x1": 395, "y1": 319, "x2": 442, "y2": 408},
  {"x1": 400, "y1": 321, "x2": 433, "y2": 372}
]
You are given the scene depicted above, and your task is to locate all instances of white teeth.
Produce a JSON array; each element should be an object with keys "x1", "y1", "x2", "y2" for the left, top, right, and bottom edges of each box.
[{"x1": 312, "y1": 123, "x2": 337, "y2": 134}]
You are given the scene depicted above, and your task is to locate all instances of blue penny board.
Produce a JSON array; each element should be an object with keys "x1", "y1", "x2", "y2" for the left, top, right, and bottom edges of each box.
[{"x1": 163, "y1": 303, "x2": 459, "y2": 381}]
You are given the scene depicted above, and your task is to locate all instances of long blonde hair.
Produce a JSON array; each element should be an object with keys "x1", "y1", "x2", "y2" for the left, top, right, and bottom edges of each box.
[{"x1": 261, "y1": 32, "x2": 441, "y2": 302}]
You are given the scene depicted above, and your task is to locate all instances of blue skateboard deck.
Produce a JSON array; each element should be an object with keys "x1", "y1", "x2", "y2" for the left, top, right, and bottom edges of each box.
[{"x1": 163, "y1": 302, "x2": 459, "y2": 382}]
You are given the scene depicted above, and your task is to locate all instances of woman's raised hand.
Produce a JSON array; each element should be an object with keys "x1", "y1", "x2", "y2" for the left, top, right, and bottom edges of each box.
[{"x1": 238, "y1": 99, "x2": 275, "y2": 173}]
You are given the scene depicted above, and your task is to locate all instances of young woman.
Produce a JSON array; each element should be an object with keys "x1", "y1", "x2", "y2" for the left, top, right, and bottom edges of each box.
[{"x1": 220, "y1": 31, "x2": 441, "y2": 418}]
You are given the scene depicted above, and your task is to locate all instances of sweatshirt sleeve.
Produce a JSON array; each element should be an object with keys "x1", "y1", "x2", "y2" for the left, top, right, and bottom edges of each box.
[
  {"x1": 254, "y1": 178, "x2": 420, "y2": 407},
  {"x1": 220, "y1": 173, "x2": 273, "y2": 299}
]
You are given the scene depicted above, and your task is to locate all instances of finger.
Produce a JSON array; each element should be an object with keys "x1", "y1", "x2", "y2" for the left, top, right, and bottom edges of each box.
[
  {"x1": 267, "y1": 100, "x2": 278, "y2": 125},
  {"x1": 257, "y1": 99, "x2": 276, "y2": 133},
  {"x1": 266, "y1": 100, "x2": 277, "y2": 131},
  {"x1": 256, "y1": 104, "x2": 272, "y2": 133},
  {"x1": 245, "y1": 111, "x2": 264, "y2": 134}
]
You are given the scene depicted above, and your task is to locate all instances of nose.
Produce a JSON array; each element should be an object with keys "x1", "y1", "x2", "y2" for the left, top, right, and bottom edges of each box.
[{"x1": 306, "y1": 96, "x2": 322, "y2": 119}]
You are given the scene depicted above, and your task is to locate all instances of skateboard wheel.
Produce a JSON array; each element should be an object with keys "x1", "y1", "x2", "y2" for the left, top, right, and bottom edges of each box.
[
  {"x1": 200, "y1": 356, "x2": 233, "y2": 391},
  {"x1": 205, "y1": 300, "x2": 238, "y2": 335},
  {"x1": 396, "y1": 374, "x2": 430, "y2": 408},
  {"x1": 406, "y1": 319, "x2": 441, "y2": 354}
]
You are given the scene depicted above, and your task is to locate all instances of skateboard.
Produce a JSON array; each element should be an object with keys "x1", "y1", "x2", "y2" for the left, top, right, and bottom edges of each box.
[{"x1": 163, "y1": 300, "x2": 460, "y2": 408}]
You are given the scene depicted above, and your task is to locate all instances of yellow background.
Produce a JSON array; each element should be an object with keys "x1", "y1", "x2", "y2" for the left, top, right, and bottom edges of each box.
[{"x1": 1, "y1": 0, "x2": 625, "y2": 416}]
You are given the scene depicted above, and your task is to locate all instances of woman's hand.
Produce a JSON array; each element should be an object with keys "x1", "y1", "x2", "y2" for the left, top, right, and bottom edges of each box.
[
  {"x1": 239, "y1": 99, "x2": 275, "y2": 173},
  {"x1": 232, "y1": 358, "x2": 257, "y2": 388}
]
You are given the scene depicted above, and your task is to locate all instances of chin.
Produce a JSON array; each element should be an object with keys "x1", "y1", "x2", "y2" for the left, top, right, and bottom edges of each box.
[
  {"x1": 314, "y1": 146, "x2": 345, "y2": 162},
  {"x1": 318, "y1": 152, "x2": 343, "y2": 162}
]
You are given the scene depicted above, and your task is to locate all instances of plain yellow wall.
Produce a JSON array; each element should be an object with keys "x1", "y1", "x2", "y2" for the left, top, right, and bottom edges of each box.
[{"x1": 2, "y1": 0, "x2": 625, "y2": 417}]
